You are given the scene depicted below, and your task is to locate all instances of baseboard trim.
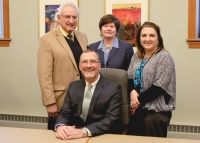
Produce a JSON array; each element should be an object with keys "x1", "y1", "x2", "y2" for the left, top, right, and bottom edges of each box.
[
  {"x1": 1, "y1": 113, "x2": 200, "y2": 135},
  {"x1": 0, "y1": 113, "x2": 47, "y2": 123}
]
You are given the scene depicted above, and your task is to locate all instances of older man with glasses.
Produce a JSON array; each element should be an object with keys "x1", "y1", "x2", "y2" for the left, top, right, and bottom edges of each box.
[{"x1": 37, "y1": 2, "x2": 88, "y2": 130}]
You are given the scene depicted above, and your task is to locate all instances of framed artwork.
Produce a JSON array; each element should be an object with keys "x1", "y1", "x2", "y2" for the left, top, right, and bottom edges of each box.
[
  {"x1": 106, "y1": 0, "x2": 149, "y2": 46},
  {"x1": 188, "y1": 0, "x2": 200, "y2": 48},
  {"x1": 197, "y1": 0, "x2": 200, "y2": 38},
  {"x1": 0, "y1": 0, "x2": 3, "y2": 39},
  {"x1": 39, "y1": 0, "x2": 78, "y2": 37},
  {"x1": 0, "y1": 0, "x2": 10, "y2": 47}
]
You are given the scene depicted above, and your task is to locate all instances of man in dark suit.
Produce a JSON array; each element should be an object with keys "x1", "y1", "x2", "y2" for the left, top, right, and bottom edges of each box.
[{"x1": 55, "y1": 49, "x2": 122, "y2": 140}]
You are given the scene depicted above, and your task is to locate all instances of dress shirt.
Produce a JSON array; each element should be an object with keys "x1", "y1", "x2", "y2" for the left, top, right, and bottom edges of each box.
[
  {"x1": 81, "y1": 74, "x2": 100, "y2": 117},
  {"x1": 97, "y1": 38, "x2": 119, "y2": 66},
  {"x1": 59, "y1": 26, "x2": 74, "y2": 40},
  {"x1": 81, "y1": 74, "x2": 100, "y2": 136}
]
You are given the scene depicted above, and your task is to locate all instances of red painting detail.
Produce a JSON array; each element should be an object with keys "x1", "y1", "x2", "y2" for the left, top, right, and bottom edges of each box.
[{"x1": 113, "y1": 7, "x2": 141, "y2": 46}]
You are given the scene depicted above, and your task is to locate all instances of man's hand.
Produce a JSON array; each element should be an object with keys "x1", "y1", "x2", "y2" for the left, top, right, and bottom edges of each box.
[
  {"x1": 55, "y1": 125, "x2": 84, "y2": 140},
  {"x1": 55, "y1": 125, "x2": 70, "y2": 140},
  {"x1": 46, "y1": 103, "x2": 58, "y2": 117},
  {"x1": 65, "y1": 127, "x2": 83, "y2": 140}
]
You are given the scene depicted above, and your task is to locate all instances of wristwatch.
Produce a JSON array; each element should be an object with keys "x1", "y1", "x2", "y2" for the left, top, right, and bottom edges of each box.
[{"x1": 81, "y1": 128, "x2": 88, "y2": 137}]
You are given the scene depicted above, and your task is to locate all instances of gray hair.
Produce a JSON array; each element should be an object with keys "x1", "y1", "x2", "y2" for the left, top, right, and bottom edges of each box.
[{"x1": 57, "y1": 2, "x2": 79, "y2": 15}]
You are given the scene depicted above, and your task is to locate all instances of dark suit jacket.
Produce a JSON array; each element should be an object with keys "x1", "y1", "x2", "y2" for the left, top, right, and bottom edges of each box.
[
  {"x1": 89, "y1": 40, "x2": 133, "y2": 70},
  {"x1": 56, "y1": 75, "x2": 122, "y2": 136}
]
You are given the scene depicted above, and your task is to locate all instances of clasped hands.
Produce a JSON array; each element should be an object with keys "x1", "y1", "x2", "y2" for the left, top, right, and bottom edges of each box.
[
  {"x1": 55, "y1": 125, "x2": 84, "y2": 140},
  {"x1": 130, "y1": 90, "x2": 140, "y2": 112}
]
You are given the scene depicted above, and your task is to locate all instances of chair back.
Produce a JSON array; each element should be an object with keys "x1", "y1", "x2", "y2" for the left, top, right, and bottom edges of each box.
[{"x1": 100, "y1": 68, "x2": 129, "y2": 126}]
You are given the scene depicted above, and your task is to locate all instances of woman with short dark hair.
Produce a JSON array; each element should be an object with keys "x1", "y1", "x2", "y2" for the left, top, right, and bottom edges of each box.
[{"x1": 89, "y1": 14, "x2": 133, "y2": 70}]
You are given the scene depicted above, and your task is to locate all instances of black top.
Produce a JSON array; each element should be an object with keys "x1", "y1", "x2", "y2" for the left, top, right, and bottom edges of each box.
[{"x1": 65, "y1": 35, "x2": 83, "y2": 78}]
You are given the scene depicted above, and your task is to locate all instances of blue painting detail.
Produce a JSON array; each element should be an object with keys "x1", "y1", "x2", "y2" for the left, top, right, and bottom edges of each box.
[
  {"x1": 45, "y1": 5, "x2": 59, "y2": 33},
  {"x1": 198, "y1": 0, "x2": 200, "y2": 38},
  {"x1": 0, "y1": 0, "x2": 3, "y2": 39}
]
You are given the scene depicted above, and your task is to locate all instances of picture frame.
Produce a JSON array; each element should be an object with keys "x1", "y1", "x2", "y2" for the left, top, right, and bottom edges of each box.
[
  {"x1": 0, "y1": 0, "x2": 10, "y2": 47},
  {"x1": 188, "y1": 0, "x2": 200, "y2": 48},
  {"x1": 39, "y1": 0, "x2": 78, "y2": 37},
  {"x1": 105, "y1": 0, "x2": 149, "y2": 46},
  {"x1": 0, "y1": 0, "x2": 3, "y2": 39}
]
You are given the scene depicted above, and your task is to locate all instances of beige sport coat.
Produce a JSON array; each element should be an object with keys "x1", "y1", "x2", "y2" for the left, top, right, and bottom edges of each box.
[{"x1": 37, "y1": 28, "x2": 88, "y2": 111}]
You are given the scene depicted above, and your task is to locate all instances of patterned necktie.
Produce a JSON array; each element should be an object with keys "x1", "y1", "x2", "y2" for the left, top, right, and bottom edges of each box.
[
  {"x1": 81, "y1": 84, "x2": 93, "y2": 121},
  {"x1": 67, "y1": 33, "x2": 74, "y2": 41}
]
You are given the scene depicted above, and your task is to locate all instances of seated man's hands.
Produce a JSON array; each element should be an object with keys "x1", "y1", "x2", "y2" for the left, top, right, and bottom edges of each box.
[{"x1": 55, "y1": 125, "x2": 84, "y2": 140}]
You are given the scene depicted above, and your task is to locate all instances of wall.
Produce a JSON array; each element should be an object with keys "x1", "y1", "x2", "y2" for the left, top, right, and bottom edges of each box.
[
  {"x1": 0, "y1": 0, "x2": 200, "y2": 126},
  {"x1": 0, "y1": 0, "x2": 46, "y2": 116},
  {"x1": 150, "y1": 0, "x2": 200, "y2": 126}
]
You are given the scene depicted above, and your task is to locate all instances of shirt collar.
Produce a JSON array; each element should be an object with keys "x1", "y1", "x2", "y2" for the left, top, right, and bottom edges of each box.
[
  {"x1": 97, "y1": 38, "x2": 119, "y2": 50},
  {"x1": 59, "y1": 26, "x2": 74, "y2": 37},
  {"x1": 85, "y1": 74, "x2": 100, "y2": 87}
]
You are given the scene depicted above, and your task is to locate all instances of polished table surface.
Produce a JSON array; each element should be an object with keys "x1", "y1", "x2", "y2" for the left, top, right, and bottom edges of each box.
[
  {"x1": 0, "y1": 127, "x2": 89, "y2": 143},
  {"x1": 0, "y1": 127, "x2": 200, "y2": 143},
  {"x1": 89, "y1": 134, "x2": 200, "y2": 143}
]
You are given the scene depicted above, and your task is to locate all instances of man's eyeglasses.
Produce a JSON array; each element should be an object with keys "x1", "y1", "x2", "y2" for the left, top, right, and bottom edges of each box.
[
  {"x1": 80, "y1": 60, "x2": 100, "y2": 65},
  {"x1": 60, "y1": 14, "x2": 77, "y2": 20}
]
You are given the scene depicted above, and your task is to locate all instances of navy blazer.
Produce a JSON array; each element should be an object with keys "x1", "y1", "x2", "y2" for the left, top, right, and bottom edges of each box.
[
  {"x1": 56, "y1": 75, "x2": 122, "y2": 136},
  {"x1": 89, "y1": 40, "x2": 134, "y2": 70}
]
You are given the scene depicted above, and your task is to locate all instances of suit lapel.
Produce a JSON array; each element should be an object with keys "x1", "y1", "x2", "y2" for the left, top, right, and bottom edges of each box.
[
  {"x1": 87, "y1": 76, "x2": 104, "y2": 117},
  {"x1": 97, "y1": 50, "x2": 105, "y2": 67},
  {"x1": 55, "y1": 29, "x2": 78, "y2": 71},
  {"x1": 74, "y1": 31, "x2": 87, "y2": 52},
  {"x1": 107, "y1": 47, "x2": 118, "y2": 62}
]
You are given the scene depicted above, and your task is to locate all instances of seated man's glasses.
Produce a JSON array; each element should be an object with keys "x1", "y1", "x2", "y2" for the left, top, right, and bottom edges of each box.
[{"x1": 80, "y1": 60, "x2": 100, "y2": 65}]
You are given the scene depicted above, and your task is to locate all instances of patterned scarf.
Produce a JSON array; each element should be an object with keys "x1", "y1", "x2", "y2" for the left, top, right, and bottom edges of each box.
[{"x1": 133, "y1": 59, "x2": 146, "y2": 94}]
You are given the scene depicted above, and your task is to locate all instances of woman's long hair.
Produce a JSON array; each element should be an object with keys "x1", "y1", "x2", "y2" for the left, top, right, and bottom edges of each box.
[{"x1": 136, "y1": 22, "x2": 164, "y2": 58}]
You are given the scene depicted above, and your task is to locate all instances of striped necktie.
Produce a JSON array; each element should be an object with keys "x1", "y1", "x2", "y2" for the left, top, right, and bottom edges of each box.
[
  {"x1": 81, "y1": 84, "x2": 93, "y2": 121},
  {"x1": 67, "y1": 33, "x2": 74, "y2": 41}
]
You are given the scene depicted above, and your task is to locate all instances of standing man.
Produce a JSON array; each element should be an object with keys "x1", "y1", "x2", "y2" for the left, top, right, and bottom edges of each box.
[
  {"x1": 55, "y1": 49, "x2": 122, "y2": 140},
  {"x1": 37, "y1": 2, "x2": 88, "y2": 130}
]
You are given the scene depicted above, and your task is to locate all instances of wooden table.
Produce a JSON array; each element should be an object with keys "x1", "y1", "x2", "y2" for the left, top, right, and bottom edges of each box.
[
  {"x1": 89, "y1": 134, "x2": 200, "y2": 143},
  {"x1": 0, "y1": 127, "x2": 199, "y2": 143},
  {"x1": 0, "y1": 127, "x2": 89, "y2": 143}
]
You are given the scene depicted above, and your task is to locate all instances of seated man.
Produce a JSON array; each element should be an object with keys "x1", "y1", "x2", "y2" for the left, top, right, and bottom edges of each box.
[{"x1": 55, "y1": 49, "x2": 122, "y2": 140}]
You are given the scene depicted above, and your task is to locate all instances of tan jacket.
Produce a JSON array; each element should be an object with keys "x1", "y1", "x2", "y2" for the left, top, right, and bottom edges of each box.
[{"x1": 37, "y1": 28, "x2": 88, "y2": 111}]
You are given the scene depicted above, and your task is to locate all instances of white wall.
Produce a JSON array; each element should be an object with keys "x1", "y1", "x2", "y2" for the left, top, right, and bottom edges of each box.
[
  {"x1": 150, "y1": 0, "x2": 200, "y2": 125},
  {"x1": 79, "y1": 0, "x2": 105, "y2": 44},
  {"x1": 0, "y1": 0, "x2": 200, "y2": 125},
  {"x1": 0, "y1": 0, "x2": 46, "y2": 116}
]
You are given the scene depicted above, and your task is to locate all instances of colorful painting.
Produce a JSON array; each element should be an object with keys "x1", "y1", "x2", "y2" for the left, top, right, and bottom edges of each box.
[
  {"x1": 198, "y1": 0, "x2": 200, "y2": 38},
  {"x1": 39, "y1": 0, "x2": 78, "y2": 37},
  {"x1": 106, "y1": 0, "x2": 149, "y2": 46},
  {"x1": 45, "y1": 5, "x2": 59, "y2": 33},
  {"x1": 0, "y1": 0, "x2": 3, "y2": 39},
  {"x1": 112, "y1": 4, "x2": 141, "y2": 45}
]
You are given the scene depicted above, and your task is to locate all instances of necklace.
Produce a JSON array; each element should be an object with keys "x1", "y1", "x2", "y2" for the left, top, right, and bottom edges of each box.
[
  {"x1": 143, "y1": 48, "x2": 159, "y2": 67},
  {"x1": 133, "y1": 48, "x2": 159, "y2": 94}
]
